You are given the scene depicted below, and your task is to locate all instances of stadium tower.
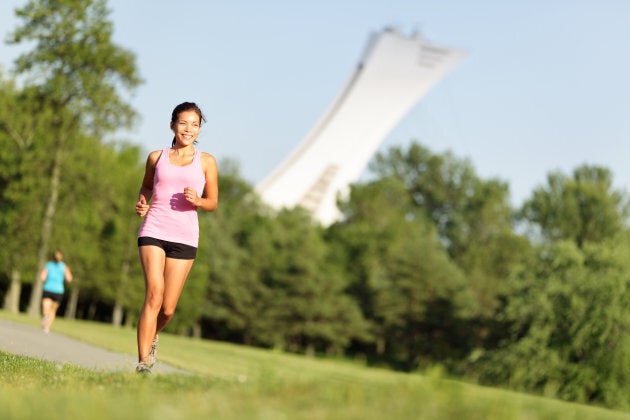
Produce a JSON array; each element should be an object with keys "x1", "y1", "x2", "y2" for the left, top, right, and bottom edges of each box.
[{"x1": 255, "y1": 28, "x2": 465, "y2": 225}]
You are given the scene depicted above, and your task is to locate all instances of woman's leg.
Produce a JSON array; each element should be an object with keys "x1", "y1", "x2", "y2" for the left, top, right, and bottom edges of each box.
[
  {"x1": 137, "y1": 245, "x2": 166, "y2": 363},
  {"x1": 155, "y1": 257, "x2": 194, "y2": 333},
  {"x1": 41, "y1": 297, "x2": 52, "y2": 323},
  {"x1": 47, "y1": 301, "x2": 60, "y2": 328},
  {"x1": 41, "y1": 297, "x2": 57, "y2": 332}
]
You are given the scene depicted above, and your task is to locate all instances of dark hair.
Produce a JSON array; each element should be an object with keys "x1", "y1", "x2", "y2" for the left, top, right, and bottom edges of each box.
[{"x1": 170, "y1": 102, "x2": 206, "y2": 147}]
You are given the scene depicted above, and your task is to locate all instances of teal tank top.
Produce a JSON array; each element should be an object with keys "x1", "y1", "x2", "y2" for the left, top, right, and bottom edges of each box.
[{"x1": 43, "y1": 261, "x2": 66, "y2": 294}]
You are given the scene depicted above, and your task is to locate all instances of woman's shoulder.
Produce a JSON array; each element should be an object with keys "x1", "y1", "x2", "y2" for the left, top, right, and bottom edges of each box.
[
  {"x1": 146, "y1": 149, "x2": 166, "y2": 165},
  {"x1": 199, "y1": 151, "x2": 216, "y2": 161},
  {"x1": 148, "y1": 149, "x2": 166, "y2": 158},
  {"x1": 199, "y1": 152, "x2": 217, "y2": 173}
]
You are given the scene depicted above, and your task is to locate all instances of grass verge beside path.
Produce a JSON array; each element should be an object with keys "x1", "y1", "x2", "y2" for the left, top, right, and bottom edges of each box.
[{"x1": 1, "y1": 311, "x2": 629, "y2": 419}]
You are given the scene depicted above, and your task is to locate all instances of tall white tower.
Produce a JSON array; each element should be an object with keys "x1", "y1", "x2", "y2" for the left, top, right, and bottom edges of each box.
[{"x1": 256, "y1": 28, "x2": 465, "y2": 225}]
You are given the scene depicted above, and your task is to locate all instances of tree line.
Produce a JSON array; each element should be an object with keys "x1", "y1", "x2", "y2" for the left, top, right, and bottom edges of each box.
[{"x1": 2, "y1": 0, "x2": 630, "y2": 411}]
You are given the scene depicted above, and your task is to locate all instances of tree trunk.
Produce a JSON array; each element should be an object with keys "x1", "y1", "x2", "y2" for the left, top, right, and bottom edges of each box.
[
  {"x1": 64, "y1": 286, "x2": 79, "y2": 319},
  {"x1": 27, "y1": 146, "x2": 63, "y2": 317},
  {"x1": 112, "y1": 301, "x2": 124, "y2": 327},
  {"x1": 124, "y1": 313, "x2": 135, "y2": 328},
  {"x1": 191, "y1": 322, "x2": 201, "y2": 338},
  {"x1": 376, "y1": 338, "x2": 386, "y2": 355},
  {"x1": 305, "y1": 342, "x2": 315, "y2": 357},
  {"x1": 112, "y1": 256, "x2": 131, "y2": 327},
  {"x1": 112, "y1": 220, "x2": 135, "y2": 326},
  {"x1": 87, "y1": 302, "x2": 97, "y2": 320},
  {"x1": 2, "y1": 268, "x2": 22, "y2": 313}
]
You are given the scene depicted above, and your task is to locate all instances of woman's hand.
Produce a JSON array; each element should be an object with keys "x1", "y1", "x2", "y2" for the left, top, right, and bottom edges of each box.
[
  {"x1": 184, "y1": 187, "x2": 199, "y2": 207},
  {"x1": 136, "y1": 197, "x2": 150, "y2": 217}
]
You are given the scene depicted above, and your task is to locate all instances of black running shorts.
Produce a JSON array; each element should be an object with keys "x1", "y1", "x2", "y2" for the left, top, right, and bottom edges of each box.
[
  {"x1": 42, "y1": 291, "x2": 64, "y2": 303},
  {"x1": 137, "y1": 236, "x2": 197, "y2": 260}
]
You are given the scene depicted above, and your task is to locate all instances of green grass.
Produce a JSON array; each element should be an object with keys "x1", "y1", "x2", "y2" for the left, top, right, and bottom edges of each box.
[{"x1": 1, "y1": 311, "x2": 629, "y2": 420}]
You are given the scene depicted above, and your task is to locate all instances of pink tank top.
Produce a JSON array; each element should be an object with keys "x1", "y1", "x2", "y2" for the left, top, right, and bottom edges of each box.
[{"x1": 138, "y1": 148, "x2": 206, "y2": 247}]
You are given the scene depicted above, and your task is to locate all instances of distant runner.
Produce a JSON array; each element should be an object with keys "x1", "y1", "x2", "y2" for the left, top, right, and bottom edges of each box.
[{"x1": 40, "y1": 250, "x2": 73, "y2": 334}]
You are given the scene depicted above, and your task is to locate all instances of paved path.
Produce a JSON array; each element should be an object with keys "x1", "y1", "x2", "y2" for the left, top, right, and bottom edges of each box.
[{"x1": 0, "y1": 319, "x2": 188, "y2": 374}]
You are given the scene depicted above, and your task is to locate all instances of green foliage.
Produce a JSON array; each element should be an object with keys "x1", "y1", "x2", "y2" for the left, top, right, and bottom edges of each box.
[
  {"x1": 481, "y1": 164, "x2": 630, "y2": 408},
  {"x1": 354, "y1": 143, "x2": 535, "y2": 371},
  {"x1": 370, "y1": 142, "x2": 483, "y2": 254},
  {"x1": 520, "y1": 164, "x2": 630, "y2": 247},
  {"x1": 331, "y1": 176, "x2": 474, "y2": 370},
  {"x1": 476, "y1": 237, "x2": 630, "y2": 409},
  {"x1": 9, "y1": 0, "x2": 143, "y2": 135},
  {"x1": 0, "y1": 81, "x2": 59, "y2": 274},
  {"x1": 3, "y1": 0, "x2": 143, "y2": 316},
  {"x1": 93, "y1": 143, "x2": 146, "y2": 312},
  {"x1": 200, "y1": 164, "x2": 276, "y2": 344},
  {"x1": 169, "y1": 255, "x2": 209, "y2": 336},
  {"x1": 53, "y1": 140, "x2": 145, "y2": 314},
  {"x1": 199, "y1": 164, "x2": 369, "y2": 353},
  {"x1": 454, "y1": 180, "x2": 534, "y2": 317},
  {"x1": 369, "y1": 142, "x2": 531, "y2": 319},
  {"x1": 264, "y1": 208, "x2": 369, "y2": 354}
]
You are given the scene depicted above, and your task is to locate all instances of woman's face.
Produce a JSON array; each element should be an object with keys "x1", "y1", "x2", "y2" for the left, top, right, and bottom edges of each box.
[{"x1": 171, "y1": 110, "x2": 201, "y2": 147}]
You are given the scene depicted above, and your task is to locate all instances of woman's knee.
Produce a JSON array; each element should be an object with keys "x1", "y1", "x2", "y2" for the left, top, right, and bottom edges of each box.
[
  {"x1": 144, "y1": 291, "x2": 164, "y2": 310},
  {"x1": 159, "y1": 304, "x2": 178, "y2": 321},
  {"x1": 163, "y1": 306, "x2": 177, "y2": 318}
]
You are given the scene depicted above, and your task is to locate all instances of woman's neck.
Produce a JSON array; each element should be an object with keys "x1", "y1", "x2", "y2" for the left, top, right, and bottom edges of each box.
[{"x1": 171, "y1": 145, "x2": 195, "y2": 155}]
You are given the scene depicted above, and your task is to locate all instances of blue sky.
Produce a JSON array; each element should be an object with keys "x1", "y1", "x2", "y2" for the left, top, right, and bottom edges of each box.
[{"x1": 1, "y1": 0, "x2": 629, "y2": 207}]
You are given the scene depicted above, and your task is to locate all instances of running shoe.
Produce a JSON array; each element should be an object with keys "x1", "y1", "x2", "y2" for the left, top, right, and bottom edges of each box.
[
  {"x1": 136, "y1": 361, "x2": 152, "y2": 374},
  {"x1": 148, "y1": 335, "x2": 159, "y2": 367}
]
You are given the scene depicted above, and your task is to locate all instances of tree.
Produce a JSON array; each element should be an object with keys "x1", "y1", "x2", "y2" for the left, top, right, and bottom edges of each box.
[
  {"x1": 7, "y1": 0, "x2": 142, "y2": 315},
  {"x1": 264, "y1": 208, "x2": 369, "y2": 355},
  {"x1": 51, "y1": 139, "x2": 144, "y2": 323},
  {"x1": 202, "y1": 207, "x2": 278, "y2": 345},
  {"x1": 473, "y1": 164, "x2": 630, "y2": 410},
  {"x1": 331, "y1": 176, "x2": 473, "y2": 370},
  {"x1": 200, "y1": 162, "x2": 368, "y2": 353},
  {"x1": 101, "y1": 144, "x2": 146, "y2": 326},
  {"x1": 369, "y1": 142, "x2": 480, "y2": 253},
  {"x1": 476, "y1": 237, "x2": 630, "y2": 410},
  {"x1": 520, "y1": 164, "x2": 629, "y2": 248},
  {"x1": 198, "y1": 162, "x2": 274, "y2": 344},
  {"x1": 0, "y1": 79, "x2": 54, "y2": 312},
  {"x1": 369, "y1": 142, "x2": 529, "y2": 315},
  {"x1": 455, "y1": 179, "x2": 533, "y2": 318},
  {"x1": 368, "y1": 142, "x2": 531, "y2": 361}
]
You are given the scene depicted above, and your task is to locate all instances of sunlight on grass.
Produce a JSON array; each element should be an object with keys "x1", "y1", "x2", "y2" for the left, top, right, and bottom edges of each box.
[{"x1": 2, "y1": 311, "x2": 629, "y2": 419}]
